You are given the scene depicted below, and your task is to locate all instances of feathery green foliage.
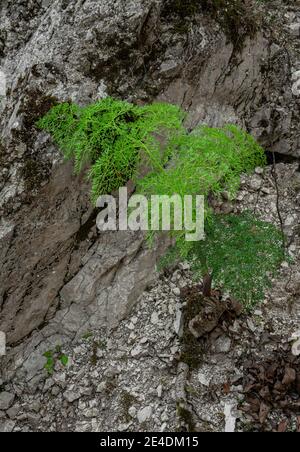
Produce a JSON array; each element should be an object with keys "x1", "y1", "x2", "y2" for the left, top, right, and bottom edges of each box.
[
  {"x1": 137, "y1": 123, "x2": 266, "y2": 253},
  {"x1": 37, "y1": 98, "x2": 185, "y2": 201},
  {"x1": 137, "y1": 124, "x2": 266, "y2": 199},
  {"x1": 161, "y1": 212, "x2": 284, "y2": 309},
  {"x1": 37, "y1": 97, "x2": 283, "y2": 308},
  {"x1": 37, "y1": 98, "x2": 265, "y2": 206}
]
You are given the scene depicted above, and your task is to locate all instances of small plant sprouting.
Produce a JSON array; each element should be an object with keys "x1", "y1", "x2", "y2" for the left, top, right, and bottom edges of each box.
[
  {"x1": 82, "y1": 332, "x2": 94, "y2": 340},
  {"x1": 43, "y1": 350, "x2": 55, "y2": 375},
  {"x1": 59, "y1": 354, "x2": 69, "y2": 367},
  {"x1": 43, "y1": 347, "x2": 69, "y2": 375}
]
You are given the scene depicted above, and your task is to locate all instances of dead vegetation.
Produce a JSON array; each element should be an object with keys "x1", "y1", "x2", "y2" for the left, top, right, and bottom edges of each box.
[{"x1": 238, "y1": 351, "x2": 300, "y2": 432}]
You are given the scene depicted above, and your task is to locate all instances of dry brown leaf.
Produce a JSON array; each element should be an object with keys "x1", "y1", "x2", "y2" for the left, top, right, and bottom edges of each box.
[
  {"x1": 282, "y1": 367, "x2": 296, "y2": 386},
  {"x1": 259, "y1": 402, "x2": 270, "y2": 424},
  {"x1": 277, "y1": 420, "x2": 288, "y2": 432},
  {"x1": 259, "y1": 385, "x2": 271, "y2": 399},
  {"x1": 223, "y1": 382, "x2": 231, "y2": 395}
]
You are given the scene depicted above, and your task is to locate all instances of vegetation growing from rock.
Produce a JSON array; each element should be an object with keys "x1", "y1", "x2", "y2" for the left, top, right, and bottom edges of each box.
[
  {"x1": 43, "y1": 346, "x2": 69, "y2": 375},
  {"x1": 37, "y1": 97, "x2": 283, "y2": 308},
  {"x1": 161, "y1": 212, "x2": 285, "y2": 309},
  {"x1": 37, "y1": 98, "x2": 265, "y2": 206},
  {"x1": 137, "y1": 123, "x2": 266, "y2": 249},
  {"x1": 37, "y1": 98, "x2": 185, "y2": 201}
]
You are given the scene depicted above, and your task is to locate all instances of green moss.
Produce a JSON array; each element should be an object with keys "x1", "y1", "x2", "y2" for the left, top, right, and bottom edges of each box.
[
  {"x1": 90, "y1": 341, "x2": 99, "y2": 366},
  {"x1": 161, "y1": 0, "x2": 262, "y2": 48},
  {"x1": 120, "y1": 391, "x2": 137, "y2": 422},
  {"x1": 176, "y1": 402, "x2": 196, "y2": 432},
  {"x1": 180, "y1": 286, "x2": 204, "y2": 369},
  {"x1": 21, "y1": 158, "x2": 48, "y2": 192}
]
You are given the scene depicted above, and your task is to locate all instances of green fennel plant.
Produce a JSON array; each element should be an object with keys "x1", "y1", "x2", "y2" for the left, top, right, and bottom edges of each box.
[
  {"x1": 37, "y1": 97, "x2": 284, "y2": 308},
  {"x1": 37, "y1": 97, "x2": 185, "y2": 201},
  {"x1": 136, "y1": 123, "x2": 266, "y2": 256},
  {"x1": 160, "y1": 212, "x2": 284, "y2": 309}
]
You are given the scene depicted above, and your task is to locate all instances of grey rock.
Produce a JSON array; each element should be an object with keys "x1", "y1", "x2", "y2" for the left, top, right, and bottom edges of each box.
[
  {"x1": 6, "y1": 405, "x2": 20, "y2": 420},
  {"x1": 63, "y1": 390, "x2": 81, "y2": 403},
  {"x1": 128, "y1": 406, "x2": 137, "y2": 418},
  {"x1": 214, "y1": 336, "x2": 232, "y2": 354},
  {"x1": 0, "y1": 392, "x2": 15, "y2": 410},
  {"x1": 96, "y1": 382, "x2": 107, "y2": 394},
  {"x1": 289, "y1": 23, "x2": 300, "y2": 37},
  {"x1": 150, "y1": 312, "x2": 160, "y2": 325},
  {"x1": 0, "y1": 420, "x2": 15, "y2": 433},
  {"x1": 30, "y1": 401, "x2": 42, "y2": 413},
  {"x1": 137, "y1": 406, "x2": 153, "y2": 424},
  {"x1": 0, "y1": 331, "x2": 6, "y2": 357},
  {"x1": 255, "y1": 167, "x2": 264, "y2": 175},
  {"x1": 51, "y1": 386, "x2": 61, "y2": 396},
  {"x1": 157, "y1": 385, "x2": 163, "y2": 398},
  {"x1": 292, "y1": 338, "x2": 300, "y2": 357},
  {"x1": 292, "y1": 72, "x2": 300, "y2": 96},
  {"x1": 26, "y1": 413, "x2": 41, "y2": 424},
  {"x1": 249, "y1": 176, "x2": 262, "y2": 191},
  {"x1": 130, "y1": 345, "x2": 144, "y2": 358},
  {"x1": 220, "y1": 202, "x2": 234, "y2": 214},
  {"x1": 198, "y1": 373, "x2": 211, "y2": 387},
  {"x1": 174, "y1": 309, "x2": 183, "y2": 337}
]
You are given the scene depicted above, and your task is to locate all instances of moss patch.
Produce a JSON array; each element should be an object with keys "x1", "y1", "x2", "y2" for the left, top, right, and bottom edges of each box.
[
  {"x1": 180, "y1": 285, "x2": 204, "y2": 369},
  {"x1": 21, "y1": 157, "x2": 51, "y2": 193},
  {"x1": 176, "y1": 402, "x2": 196, "y2": 432},
  {"x1": 120, "y1": 391, "x2": 137, "y2": 422},
  {"x1": 161, "y1": 0, "x2": 262, "y2": 49}
]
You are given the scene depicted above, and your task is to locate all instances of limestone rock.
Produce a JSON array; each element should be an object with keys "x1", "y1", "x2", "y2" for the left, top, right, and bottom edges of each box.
[{"x1": 0, "y1": 392, "x2": 15, "y2": 410}]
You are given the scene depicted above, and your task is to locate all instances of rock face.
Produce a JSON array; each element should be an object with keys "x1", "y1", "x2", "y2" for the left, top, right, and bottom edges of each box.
[
  {"x1": 0, "y1": 391, "x2": 14, "y2": 410},
  {"x1": 0, "y1": 158, "x2": 299, "y2": 431},
  {"x1": 0, "y1": 0, "x2": 299, "y2": 372}
]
